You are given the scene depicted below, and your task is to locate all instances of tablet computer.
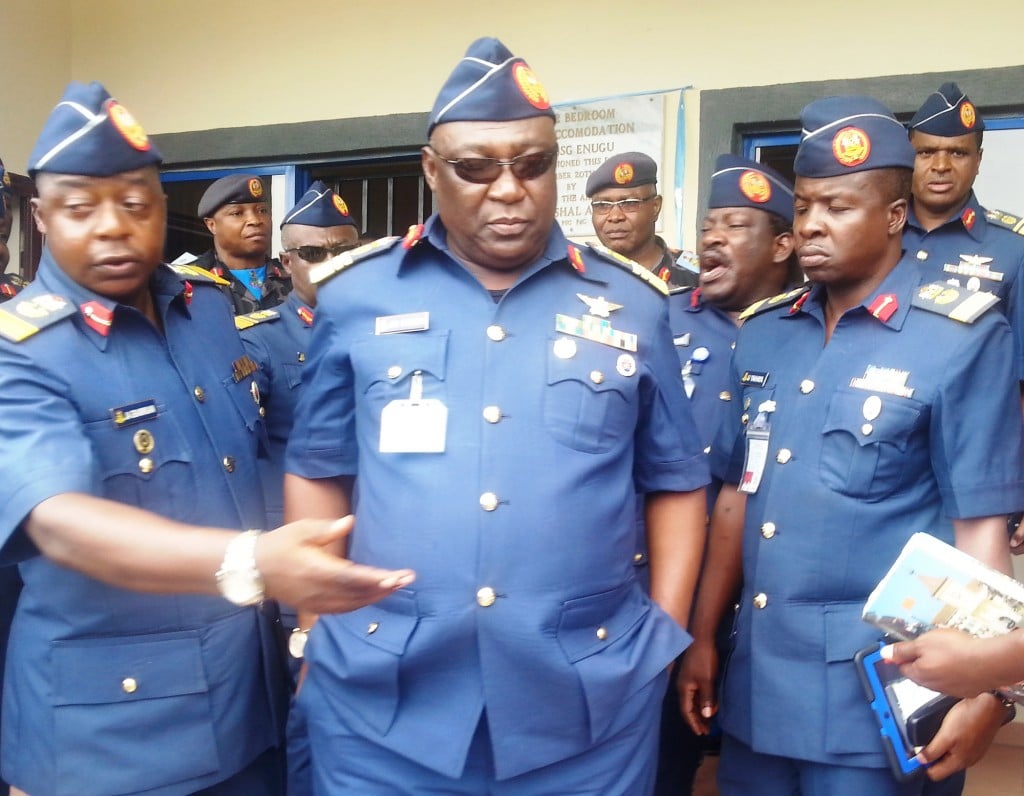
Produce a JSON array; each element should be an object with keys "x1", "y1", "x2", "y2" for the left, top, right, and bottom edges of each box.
[{"x1": 854, "y1": 643, "x2": 959, "y2": 781}]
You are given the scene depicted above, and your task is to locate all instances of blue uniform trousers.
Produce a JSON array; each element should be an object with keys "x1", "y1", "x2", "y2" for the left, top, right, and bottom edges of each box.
[
  {"x1": 302, "y1": 670, "x2": 667, "y2": 795},
  {"x1": 719, "y1": 734, "x2": 927, "y2": 796}
]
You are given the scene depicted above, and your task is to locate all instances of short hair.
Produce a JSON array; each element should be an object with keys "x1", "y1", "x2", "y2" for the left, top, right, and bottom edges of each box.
[{"x1": 873, "y1": 167, "x2": 913, "y2": 204}]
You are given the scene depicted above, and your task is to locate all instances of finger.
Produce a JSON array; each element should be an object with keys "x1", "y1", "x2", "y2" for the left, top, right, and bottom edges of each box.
[{"x1": 307, "y1": 515, "x2": 356, "y2": 546}]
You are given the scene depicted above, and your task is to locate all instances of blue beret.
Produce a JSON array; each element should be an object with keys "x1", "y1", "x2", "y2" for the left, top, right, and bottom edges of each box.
[
  {"x1": 794, "y1": 96, "x2": 915, "y2": 178},
  {"x1": 428, "y1": 37, "x2": 556, "y2": 135},
  {"x1": 281, "y1": 181, "x2": 357, "y2": 228},
  {"x1": 29, "y1": 81, "x2": 162, "y2": 178},
  {"x1": 198, "y1": 174, "x2": 268, "y2": 218},
  {"x1": 708, "y1": 154, "x2": 794, "y2": 224},
  {"x1": 585, "y1": 152, "x2": 658, "y2": 197},
  {"x1": 909, "y1": 82, "x2": 984, "y2": 137}
]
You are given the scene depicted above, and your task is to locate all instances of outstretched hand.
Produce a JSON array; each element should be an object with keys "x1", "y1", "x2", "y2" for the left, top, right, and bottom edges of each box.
[{"x1": 257, "y1": 515, "x2": 414, "y2": 614}]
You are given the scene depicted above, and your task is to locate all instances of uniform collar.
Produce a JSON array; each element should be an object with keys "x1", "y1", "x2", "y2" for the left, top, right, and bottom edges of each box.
[
  {"x1": 411, "y1": 213, "x2": 605, "y2": 287},
  {"x1": 35, "y1": 250, "x2": 191, "y2": 349},
  {"x1": 907, "y1": 191, "x2": 987, "y2": 243},
  {"x1": 286, "y1": 291, "x2": 314, "y2": 326},
  {"x1": 794, "y1": 258, "x2": 918, "y2": 331}
]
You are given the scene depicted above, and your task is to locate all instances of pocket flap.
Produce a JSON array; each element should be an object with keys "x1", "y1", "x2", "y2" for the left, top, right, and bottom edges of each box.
[
  {"x1": 824, "y1": 604, "x2": 880, "y2": 663},
  {"x1": 352, "y1": 332, "x2": 450, "y2": 391},
  {"x1": 52, "y1": 632, "x2": 207, "y2": 705},
  {"x1": 823, "y1": 390, "x2": 922, "y2": 450},
  {"x1": 337, "y1": 588, "x2": 419, "y2": 655},
  {"x1": 557, "y1": 582, "x2": 649, "y2": 663}
]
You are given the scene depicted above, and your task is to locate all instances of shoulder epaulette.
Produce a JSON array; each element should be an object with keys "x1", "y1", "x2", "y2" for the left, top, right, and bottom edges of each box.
[
  {"x1": 235, "y1": 308, "x2": 281, "y2": 331},
  {"x1": 309, "y1": 235, "x2": 402, "y2": 286},
  {"x1": 168, "y1": 262, "x2": 231, "y2": 285},
  {"x1": 912, "y1": 281, "x2": 999, "y2": 323},
  {"x1": 586, "y1": 243, "x2": 669, "y2": 296},
  {"x1": 0, "y1": 290, "x2": 77, "y2": 342},
  {"x1": 984, "y1": 208, "x2": 1024, "y2": 236},
  {"x1": 2, "y1": 274, "x2": 28, "y2": 288},
  {"x1": 737, "y1": 285, "x2": 811, "y2": 321}
]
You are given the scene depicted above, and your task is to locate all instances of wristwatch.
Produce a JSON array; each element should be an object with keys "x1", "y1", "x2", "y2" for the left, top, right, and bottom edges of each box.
[
  {"x1": 215, "y1": 530, "x2": 265, "y2": 606},
  {"x1": 289, "y1": 627, "x2": 310, "y2": 659}
]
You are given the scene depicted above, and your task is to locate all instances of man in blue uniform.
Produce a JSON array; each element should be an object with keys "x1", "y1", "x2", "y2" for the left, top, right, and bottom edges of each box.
[
  {"x1": 284, "y1": 37, "x2": 709, "y2": 795},
  {"x1": 0, "y1": 81, "x2": 413, "y2": 796},
  {"x1": 239, "y1": 180, "x2": 359, "y2": 796},
  {"x1": 660, "y1": 154, "x2": 797, "y2": 795},
  {"x1": 586, "y1": 151, "x2": 698, "y2": 289},
  {"x1": 680, "y1": 96, "x2": 1024, "y2": 795},
  {"x1": 904, "y1": 82, "x2": 1024, "y2": 381},
  {"x1": 239, "y1": 180, "x2": 359, "y2": 529},
  {"x1": 195, "y1": 174, "x2": 292, "y2": 315}
]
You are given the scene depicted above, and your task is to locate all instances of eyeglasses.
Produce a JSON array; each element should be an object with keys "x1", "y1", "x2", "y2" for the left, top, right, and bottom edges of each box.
[
  {"x1": 427, "y1": 146, "x2": 558, "y2": 184},
  {"x1": 590, "y1": 196, "x2": 657, "y2": 216},
  {"x1": 282, "y1": 243, "x2": 358, "y2": 263}
]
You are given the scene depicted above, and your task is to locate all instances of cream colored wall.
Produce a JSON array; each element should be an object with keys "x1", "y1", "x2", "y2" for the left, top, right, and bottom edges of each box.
[
  {"x1": 0, "y1": 0, "x2": 72, "y2": 170},
  {"x1": 3, "y1": 0, "x2": 1024, "y2": 246}
]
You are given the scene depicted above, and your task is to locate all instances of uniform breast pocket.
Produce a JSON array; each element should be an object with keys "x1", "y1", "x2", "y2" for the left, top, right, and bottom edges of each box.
[
  {"x1": 820, "y1": 389, "x2": 923, "y2": 501},
  {"x1": 351, "y1": 332, "x2": 449, "y2": 402},
  {"x1": 83, "y1": 409, "x2": 195, "y2": 509},
  {"x1": 544, "y1": 336, "x2": 638, "y2": 453}
]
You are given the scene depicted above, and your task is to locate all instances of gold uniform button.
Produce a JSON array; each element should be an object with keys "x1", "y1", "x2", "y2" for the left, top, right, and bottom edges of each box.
[
  {"x1": 633, "y1": 552, "x2": 646, "y2": 564},
  {"x1": 193, "y1": 386, "x2": 206, "y2": 402},
  {"x1": 476, "y1": 587, "x2": 497, "y2": 607},
  {"x1": 861, "y1": 423, "x2": 874, "y2": 436},
  {"x1": 138, "y1": 457, "x2": 154, "y2": 474},
  {"x1": 259, "y1": 407, "x2": 266, "y2": 417},
  {"x1": 386, "y1": 365, "x2": 403, "y2": 380},
  {"x1": 121, "y1": 677, "x2": 138, "y2": 694},
  {"x1": 753, "y1": 593, "x2": 768, "y2": 609},
  {"x1": 590, "y1": 370, "x2": 604, "y2": 385},
  {"x1": 486, "y1": 325, "x2": 507, "y2": 342},
  {"x1": 482, "y1": 406, "x2": 502, "y2": 424},
  {"x1": 776, "y1": 449, "x2": 792, "y2": 464},
  {"x1": 367, "y1": 622, "x2": 379, "y2": 635},
  {"x1": 222, "y1": 456, "x2": 236, "y2": 473},
  {"x1": 799, "y1": 379, "x2": 815, "y2": 394},
  {"x1": 719, "y1": 391, "x2": 732, "y2": 402},
  {"x1": 761, "y1": 522, "x2": 777, "y2": 539},
  {"x1": 596, "y1": 626, "x2": 608, "y2": 641},
  {"x1": 479, "y1": 492, "x2": 499, "y2": 511}
]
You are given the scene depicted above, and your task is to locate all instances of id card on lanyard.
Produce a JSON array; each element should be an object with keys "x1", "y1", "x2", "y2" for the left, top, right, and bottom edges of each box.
[{"x1": 739, "y1": 400, "x2": 775, "y2": 494}]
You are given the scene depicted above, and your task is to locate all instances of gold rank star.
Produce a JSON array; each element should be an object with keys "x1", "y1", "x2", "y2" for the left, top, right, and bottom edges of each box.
[{"x1": 576, "y1": 293, "x2": 622, "y2": 318}]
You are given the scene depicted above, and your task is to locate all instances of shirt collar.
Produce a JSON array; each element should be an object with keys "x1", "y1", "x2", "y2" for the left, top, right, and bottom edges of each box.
[
  {"x1": 907, "y1": 191, "x2": 987, "y2": 243},
  {"x1": 793, "y1": 258, "x2": 919, "y2": 331},
  {"x1": 34, "y1": 251, "x2": 190, "y2": 348},
  {"x1": 409, "y1": 213, "x2": 604, "y2": 286}
]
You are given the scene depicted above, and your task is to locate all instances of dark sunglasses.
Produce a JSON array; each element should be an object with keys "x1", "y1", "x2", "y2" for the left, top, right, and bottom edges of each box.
[
  {"x1": 282, "y1": 243, "x2": 358, "y2": 263},
  {"x1": 427, "y1": 146, "x2": 558, "y2": 184}
]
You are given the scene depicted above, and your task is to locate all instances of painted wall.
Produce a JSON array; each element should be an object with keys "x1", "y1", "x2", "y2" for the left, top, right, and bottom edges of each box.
[{"x1": 3, "y1": 0, "x2": 1024, "y2": 247}]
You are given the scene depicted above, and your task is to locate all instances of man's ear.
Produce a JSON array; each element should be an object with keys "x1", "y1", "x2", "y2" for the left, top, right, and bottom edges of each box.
[{"x1": 30, "y1": 197, "x2": 47, "y2": 236}]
